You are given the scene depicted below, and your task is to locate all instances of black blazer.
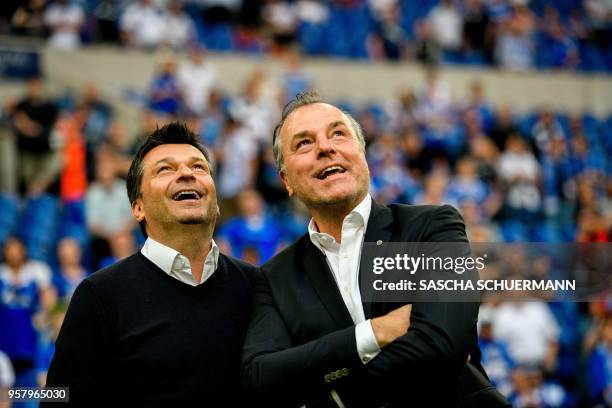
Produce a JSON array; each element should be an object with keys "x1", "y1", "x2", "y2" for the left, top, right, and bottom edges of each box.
[{"x1": 242, "y1": 200, "x2": 484, "y2": 407}]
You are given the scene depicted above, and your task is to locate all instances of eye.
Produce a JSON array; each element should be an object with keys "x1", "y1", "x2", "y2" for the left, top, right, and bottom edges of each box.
[
  {"x1": 332, "y1": 129, "x2": 345, "y2": 137},
  {"x1": 193, "y1": 163, "x2": 207, "y2": 172},
  {"x1": 296, "y1": 139, "x2": 311, "y2": 149},
  {"x1": 157, "y1": 165, "x2": 172, "y2": 174}
]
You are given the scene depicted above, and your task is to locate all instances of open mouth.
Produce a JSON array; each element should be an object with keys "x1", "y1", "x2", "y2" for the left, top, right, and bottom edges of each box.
[
  {"x1": 316, "y1": 166, "x2": 346, "y2": 180},
  {"x1": 172, "y1": 190, "x2": 202, "y2": 201}
]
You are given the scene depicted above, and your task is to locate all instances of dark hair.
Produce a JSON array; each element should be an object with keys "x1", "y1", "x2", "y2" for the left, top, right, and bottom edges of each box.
[{"x1": 126, "y1": 122, "x2": 211, "y2": 236}]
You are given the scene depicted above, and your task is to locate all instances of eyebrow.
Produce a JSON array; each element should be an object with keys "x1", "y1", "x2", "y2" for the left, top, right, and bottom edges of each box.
[
  {"x1": 289, "y1": 120, "x2": 349, "y2": 144},
  {"x1": 152, "y1": 156, "x2": 207, "y2": 167}
]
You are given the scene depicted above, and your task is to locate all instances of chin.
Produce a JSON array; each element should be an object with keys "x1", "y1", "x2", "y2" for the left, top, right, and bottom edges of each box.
[
  {"x1": 315, "y1": 192, "x2": 357, "y2": 207},
  {"x1": 176, "y1": 213, "x2": 207, "y2": 225}
]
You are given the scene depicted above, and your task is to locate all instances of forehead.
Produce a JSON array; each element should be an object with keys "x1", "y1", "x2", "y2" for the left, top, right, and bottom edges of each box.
[
  {"x1": 142, "y1": 143, "x2": 206, "y2": 167},
  {"x1": 280, "y1": 103, "x2": 351, "y2": 141}
]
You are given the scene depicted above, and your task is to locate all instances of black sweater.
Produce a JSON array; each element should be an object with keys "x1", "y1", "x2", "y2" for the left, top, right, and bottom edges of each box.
[{"x1": 44, "y1": 252, "x2": 256, "y2": 407}]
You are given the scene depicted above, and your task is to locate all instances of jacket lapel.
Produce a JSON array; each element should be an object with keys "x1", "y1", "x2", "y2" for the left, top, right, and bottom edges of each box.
[
  {"x1": 361, "y1": 199, "x2": 394, "y2": 319},
  {"x1": 303, "y1": 239, "x2": 354, "y2": 328}
]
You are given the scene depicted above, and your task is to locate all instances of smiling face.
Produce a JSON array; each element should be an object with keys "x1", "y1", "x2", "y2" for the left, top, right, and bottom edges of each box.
[
  {"x1": 131, "y1": 144, "x2": 218, "y2": 238},
  {"x1": 279, "y1": 103, "x2": 370, "y2": 212}
]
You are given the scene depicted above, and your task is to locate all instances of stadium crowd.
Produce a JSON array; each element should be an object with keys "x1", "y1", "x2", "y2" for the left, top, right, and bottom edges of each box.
[
  {"x1": 0, "y1": 0, "x2": 611, "y2": 71},
  {"x1": 0, "y1": 1, "x2": 610, "y2": 407}
]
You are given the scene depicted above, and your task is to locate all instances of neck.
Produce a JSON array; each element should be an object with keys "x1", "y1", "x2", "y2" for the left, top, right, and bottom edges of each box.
[
  {"x1": 310, "y1": 195, "x2": 365, "y2": 243},
  {"x1": 148, "y1": 223, "x2": 214, "y2": 283}
]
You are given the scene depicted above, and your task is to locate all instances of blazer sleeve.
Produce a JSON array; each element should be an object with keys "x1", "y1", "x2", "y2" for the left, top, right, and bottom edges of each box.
[
  {"x1": 365, "y1": 205, "x2": 478, "y2": 378},
  {"x1": 241, "y1": 269, "x2": 362, "y2": 405},
  {"x1": 43, "y1": 280, "x2": 112, "y2": 408}
]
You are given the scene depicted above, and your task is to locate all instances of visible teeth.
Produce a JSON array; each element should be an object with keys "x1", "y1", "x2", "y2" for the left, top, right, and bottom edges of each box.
[
  {"x1": 173, "y1": 191, "x2": 200, "y2": 200},
  {"x1": 318, "y1": 166, "x2": 344, "y2": 179}
]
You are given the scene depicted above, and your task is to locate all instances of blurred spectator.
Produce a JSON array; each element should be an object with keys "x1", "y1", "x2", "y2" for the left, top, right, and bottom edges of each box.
[
  {"x1": 197, "y1": 88, "x2": 227, "y2": 149},
  {"x1": 478, "y1": 312, "x2": 515, "y2": 396},
  {"x1": 9, "y1": 77, "x2": 60, "y2": 196},
  {"x1": 10, "y1": 0, "x2": 46, "y2": 37},
  {"x1": 531, "y1": 109, "x2": 566, "y2": 159},
  {"x1": 493, "y1": 301, "x2": 560, "y2": 371},
  {"x1": 215, "y1": 114, "x2": 259, "y2": 213},
  {"x1": 413, "y1": 19, "x2": 442, "y2": 65},
  {"x1": 80, "y1": 82, "x2": 114, "y2": 177},
  {"x1": 576, "y1": 207, "x2": 611, "y2": 242},
  {"x1": 462, "y1": 0, "x2": 492, "y2": 61},
  {"x1": 463, "y1": 80, "x2": 495, "y2": 134},
  {"x1": 92, "y1": 0, "x2": 122, "y2": 43},
  {"x1": 368, "y1": 2, "x2": 408, "y2": 60},
  {"x1": 414, "y1": 69, "x2": 462, "y2": 158},
  {"x1": 369, "y1": 132, "x2": 420, "y2": 204},
  {"x1": 0, "y1": 237, "x2": 56, "y2": 387},
  {"x1": 52, "y1": 237, "x2": 88, "y2": 302},
  {"x1": 427, "y1": 0, "x2": 462, "y2": 52},
  {"x1": 53, "y1": 106, "x2": 88, "y2": 203},
  {"x1": 85, "y1": 158, "x2": 134, "y2": 269},
  {"x1": 569, "y1": 132, "x2": 605, "y2": 179},
  {"x1": 498, "y1": 133, "x2": 542, "y2": 224},
  {"x1": 389, "y1": 88, "x2": 418, "y2": 135},
  {"x1": 509, "y1": 364, "x2": 567, "y2": 407},
  {"x1": 148, "y1": 58, "x2": 183, "y2": 117},
  {"x1": 43, "y1": 0, "x2": 85, "y2": 51},
  {"x1": 462, "y1": 200, "x2": 502, "y2": 242},
  {"x1": 177, "y1": 46, "x2": 219, "y2": 115},
  {"x1": 99, "y1": 119, "x2": 134, "y2": 177},
  {"x1": 400, "y1": 128, "x2": 430, "y2": 177},
  {"x1": 98, "y1": 230, "x2": 137, "y2": 269},
  {"x1": 128, "y1": 110, "x2": 164, "y2": 155},
  {"x1": 540, "y1": 5, "x2": 579, "y2": 69},
  {"x1": 469, "y1": 136, "x2": 500, "y2": 184},
  {"x1": 195, "y1": 0, "x2": 242, "y2": 25},
  {"x1": 414, "y1": 172, "x2": 456, "y2": 207},
  {"x1": 280, "y1": 51, "x2": 313, "y2": 103},
  {"x1": 119, "y1": 0, "x2": 165, "y2": 50},
  {"x1": 586, "y1": 314, "x2": 612, "y2": 406},
  {"x1": 228, "y1": 69, "x2": 277, "y2": 144},
  {"x1": 489, "y1": 103, "x2": 517, "y2": 152},
  {"x1": 35, "y1": 302, "x2": 66, "y2": 387},
  {"x1": 297, "y1": 0, "x2": 329, "y2": 24},
  {"x1": 255, "y1": 145, "x2": 287, "y2": 205},
  {"x1": 541, "y1": 136, "x2": 575, "y2": 229},
  {"x1": 447, "y1": 155, "x2": 490, "y2": 211},
  {"x1": 584, "y1": 0, "x2": 612, "y2": 52},
  {"x1": 262, "y1": 0, "x2": 299, "y2": 53},
  {"x1": 218, "y1": 189, "x2": 285, "y2": 263},
  {"x1": 162, "y1": 0, "x2": 197, "y2": 50},
  {"x1": 495, "y1": 2, "x2": 536, "y2": 71}
]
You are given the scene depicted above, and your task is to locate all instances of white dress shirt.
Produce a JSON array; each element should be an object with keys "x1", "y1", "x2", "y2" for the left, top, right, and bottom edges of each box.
[
  {"x1": 141, "y1": 237, "x2": 219, "y2": 286},
  {"x1": 308, "y1": 194, "x2": 381, "y2": 364}
]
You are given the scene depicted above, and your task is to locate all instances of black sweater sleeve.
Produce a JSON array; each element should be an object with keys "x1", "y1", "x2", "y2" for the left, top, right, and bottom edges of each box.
[{"x1": 43, "y1": 279, "x2": 113, "y2": 407}]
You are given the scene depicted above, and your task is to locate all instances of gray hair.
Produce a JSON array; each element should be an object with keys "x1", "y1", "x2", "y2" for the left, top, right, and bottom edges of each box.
[{"x1": 272, "y1": 92, "x2": 366, "y2": 171}]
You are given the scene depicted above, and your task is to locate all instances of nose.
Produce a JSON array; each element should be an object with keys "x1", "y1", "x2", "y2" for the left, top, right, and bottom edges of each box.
[
  {"x1": 177, "y1": 163, "x2": 195, "y2": 179},
  {"x1": 315, "y1": 133, "x2": 335, "y2": 158}
]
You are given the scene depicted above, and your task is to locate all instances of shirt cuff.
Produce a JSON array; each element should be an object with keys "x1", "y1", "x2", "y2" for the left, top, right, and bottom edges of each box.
[{"x1": 355, "y1": 320, "x2": 381, "y2": 364}]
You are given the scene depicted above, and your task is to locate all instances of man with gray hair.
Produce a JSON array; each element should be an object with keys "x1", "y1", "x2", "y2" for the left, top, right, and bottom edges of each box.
[{"x1": 242, "y1": 92, "x2": 505, "y2": 407}]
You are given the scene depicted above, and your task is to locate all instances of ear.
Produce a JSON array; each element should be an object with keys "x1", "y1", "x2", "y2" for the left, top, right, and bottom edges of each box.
[
  {"x1": 279, "y1": 170, "x2": 293, "y2": 197},
  {"x1": 131, "y1": 198, "x2": 145, "y2": 223}
]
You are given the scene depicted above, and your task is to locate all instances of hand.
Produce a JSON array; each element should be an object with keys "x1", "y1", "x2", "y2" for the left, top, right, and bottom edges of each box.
[{"x1": 371, "y1": 304, "x2": 412, "y2": 348}]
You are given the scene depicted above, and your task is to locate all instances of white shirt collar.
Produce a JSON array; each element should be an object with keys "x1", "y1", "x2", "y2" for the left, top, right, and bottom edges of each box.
[
  {"x1": 141, "y1": 236, "x2": 219, "y2": 286},
  {"x1": 308, "y1": 193, "x2": 372, "y2": 249}
]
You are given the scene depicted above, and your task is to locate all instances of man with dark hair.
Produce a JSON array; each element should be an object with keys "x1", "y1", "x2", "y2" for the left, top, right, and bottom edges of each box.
[
  {"x1": 45, "y1": 122, "x2": 256, "y2": 406},
  {"x1": 242, "y1": 92, "x2": 507, "y2": 406}
]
